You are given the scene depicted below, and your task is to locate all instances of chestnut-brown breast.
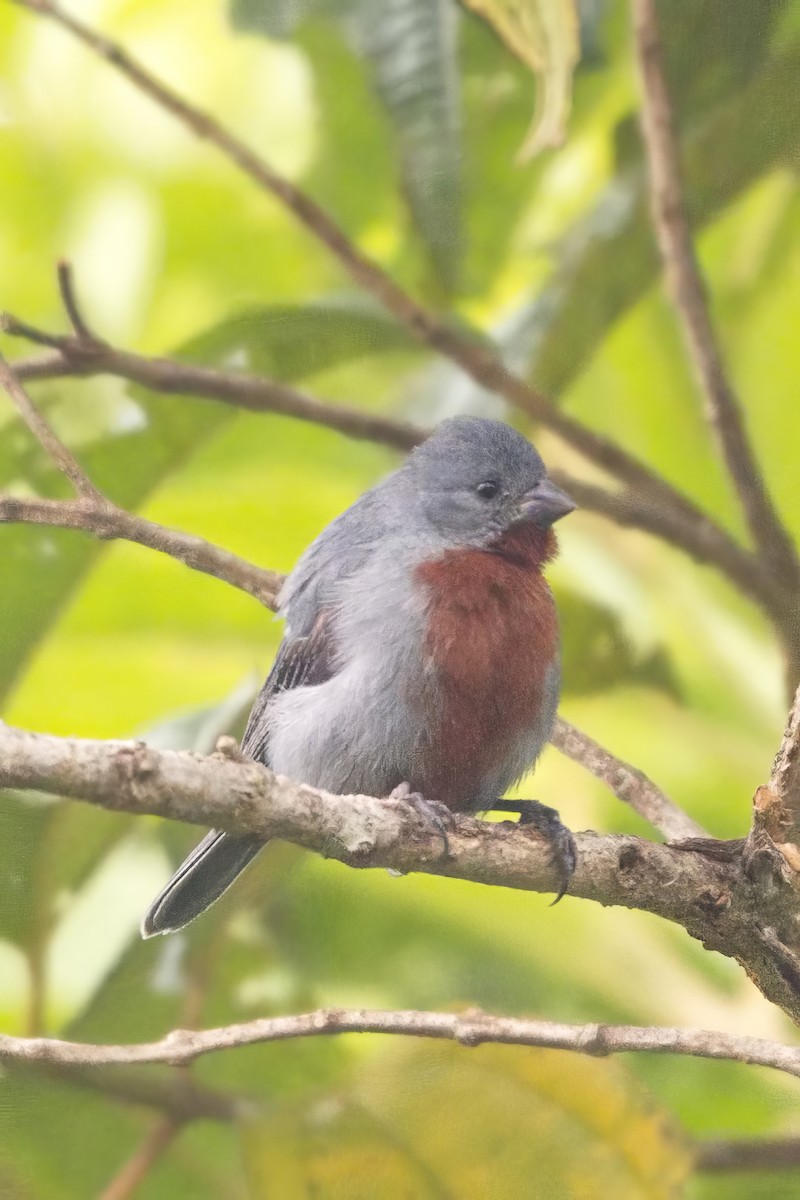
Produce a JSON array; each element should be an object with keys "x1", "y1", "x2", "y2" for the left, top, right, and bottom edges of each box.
[{"x1": 413, "y1": 526, "x2": 559, "y2": 811}]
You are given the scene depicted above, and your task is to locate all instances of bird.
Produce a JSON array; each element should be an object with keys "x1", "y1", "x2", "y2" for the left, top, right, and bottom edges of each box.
[{"x1": 141, "y1": 416, "x2": 576, "y2": 937}]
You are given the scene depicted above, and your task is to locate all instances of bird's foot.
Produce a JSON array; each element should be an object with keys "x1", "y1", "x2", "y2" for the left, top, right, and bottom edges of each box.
[
  {"x1": 490, "y1": 799, "x2": 577, "y2": 903},
  {"x1": 387, "y1": 783, "x2": 454, "y2": 859}
]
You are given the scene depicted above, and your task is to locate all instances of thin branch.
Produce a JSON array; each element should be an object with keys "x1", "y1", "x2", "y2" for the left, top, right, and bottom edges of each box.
[
  {"x1": 3, "y1": 311, "x2": 771, "y2": 612},
  {"x1": 10, "y1": 0, "x2": 768, "y2": 585},
  {"x1": 696, "y1": 1135, "x2": 800, "y2": 1172},
  {"x1": 57, "y1": 259, "x2": 99, "y2": 343},
  {"x1": 2, "y1": 315, "x2": 423, "y2": 453},
  {"x1": 632, "y1": 0, "x2": 799, "y2": 594},
  {"x1": 0, "y1": 494, "x2": 282, "y2": 609},
  {"x1": 3, "y1": 722, "x2": 800, "y2": 1021},
  {"x1": 3, "y1": 1005, "x2": 800, "y2": 1084},
  {"x1": 99, "y1": 1117, "x2": 182, "y2": 1200},
  {"x1": 551, "y1": 717, "x2": 705, "y2": 841},
  {"x1": 0, "y1": 348, "x2": 102, "y2": 500}
]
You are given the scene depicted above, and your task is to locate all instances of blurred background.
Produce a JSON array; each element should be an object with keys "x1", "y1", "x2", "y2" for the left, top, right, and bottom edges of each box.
[{"x1": 1, "y1": 0, "x2": 800, "y2": 1195}]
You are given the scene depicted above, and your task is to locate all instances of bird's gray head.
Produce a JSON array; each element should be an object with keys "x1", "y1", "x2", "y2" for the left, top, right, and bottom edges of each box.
[{"x1": 405, "y1": 417, "x2": 575, "y2": 546}]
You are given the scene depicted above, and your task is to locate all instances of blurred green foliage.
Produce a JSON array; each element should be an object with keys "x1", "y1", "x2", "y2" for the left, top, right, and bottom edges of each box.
[{"x1": 1, "y1": 0, "x2": 800, "y2": 1196}]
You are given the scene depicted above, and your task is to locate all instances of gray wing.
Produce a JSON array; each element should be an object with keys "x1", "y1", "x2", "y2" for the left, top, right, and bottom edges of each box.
[
  {"x1": 276, "y1": 476, "x2": 401, "y2": 635},
  {"x1": 243, "y1": 475, "x2": 401, "y2": 762},
  {"x1": 241, "y1": 611, "x2": 336, "y2": 764}
]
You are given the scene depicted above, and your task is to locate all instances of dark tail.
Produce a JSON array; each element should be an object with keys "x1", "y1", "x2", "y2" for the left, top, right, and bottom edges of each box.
[{"x1": 141, "y1": 830, "x2": 265, "y2": 938}]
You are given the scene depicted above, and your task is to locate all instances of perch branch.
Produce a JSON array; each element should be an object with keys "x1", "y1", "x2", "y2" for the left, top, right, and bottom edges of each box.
[
  {"x1": 3, "y1": 1005, "x2": 800, "y2": 1083},
  {"x1": 2, "y1": 722, "x2": 800, "y2": 1021},
  {"x1": 632, "y1": 0, "x2": 799, "y2": 594}
]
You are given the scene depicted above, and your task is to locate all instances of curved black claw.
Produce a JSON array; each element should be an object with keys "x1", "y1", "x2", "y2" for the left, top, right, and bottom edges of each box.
[
  {"x1": 388, "y1": 784, "x2": 454, "y2": 858},
  {"x1": 491, "y1": 799, "x2": 577, "y2": 903}
]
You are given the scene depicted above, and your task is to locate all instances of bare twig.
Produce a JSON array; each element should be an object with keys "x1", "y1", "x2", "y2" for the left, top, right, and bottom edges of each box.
[
  {"x1": 57, "y1": 259, "x2": 99, "y2": 343},
  {"x1": 10, "y1": 0, "x2": 766, "y2": 576},
  {"x1": 551, "y1": 717, "x2": 706, "y2": 841},
  {"x1": 3, "y1": 314, "x2": 423, "y2": 452},
  {"x1": 99, "y1": 1117, "x2": 182, "y2": 1200},
  {"x1": 0, "y1": 348, "x2": 102, "y2": 500},
  {"x1": 632, "y1": 0, "x2": 799, "y2": 597},
  {"x1": 696, "y1": 1135, "x2": 800, "y2": 1172},
  {"x1": 0, "y1": 494, "x2": 282, "y2": 609},
  {"x1": 3, "y1": 722, "x2": 800, "y2": 1021},
  {"x1": 4, "y1": 311, "x2": 771, "y2": 612},
  {"x1": 3, "y1": 1005, "x2": 800, "y2": 1083}
]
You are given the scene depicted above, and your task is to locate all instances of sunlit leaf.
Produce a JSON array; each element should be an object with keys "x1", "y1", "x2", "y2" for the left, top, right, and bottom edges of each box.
[
  {"x1": 461, "y1": 0, "x2": 580, "y2": 160},
  {"x1": 0, "y1": 405, "x2": 233, "y2": 706}
]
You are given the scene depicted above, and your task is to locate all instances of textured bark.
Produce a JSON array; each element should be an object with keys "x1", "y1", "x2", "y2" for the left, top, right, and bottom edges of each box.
[{"x1": 3, "y1": 723, "x2": 800, "y2": 1023}]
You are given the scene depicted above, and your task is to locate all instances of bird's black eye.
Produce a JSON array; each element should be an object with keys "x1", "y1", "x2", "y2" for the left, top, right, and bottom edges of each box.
[{"x1": 476, "y1": 480, "x2": 499, "y2": 500}]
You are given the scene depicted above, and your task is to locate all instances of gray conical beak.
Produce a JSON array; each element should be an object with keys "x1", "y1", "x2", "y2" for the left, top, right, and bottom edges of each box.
[{"x1": 519, "y1": 478, "x2": 577, "y2": 527}]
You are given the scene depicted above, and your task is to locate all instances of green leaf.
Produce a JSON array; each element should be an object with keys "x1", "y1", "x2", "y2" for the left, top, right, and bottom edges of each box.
[
  {"x1": 462, "y1": 0, "x2": 580, "y2": 161},
  {"x1": 230, "y1": 0, "x2": 464, "y2": 292},
  {"x1": 242, "y1": 1041, "x2": 692, "y2": 1198},
  {"x1": 347, "y1": 0, "x2": 463, "y2": 292},
  {"x1": 0, "y1": 1069, "x2": 241, "y2": 1200},
  {"x1": 176, "y1": 298, "x2": 418, "y2": 379},
  {"x1": 528, "y1": 37, "x2": 800, "y2": 400},
  {"x1": 231, "y1": 0, "x2": 317, "y2": 38},
  {"x1": 557, "y1": 590, "x2": 678, "y2": 697},
  {"x1": 0, "y1": 792, "x2": 54, "y2": 947},
  {"x1": 407, "y1": 36, "x2": 800, "y2": 421}
]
